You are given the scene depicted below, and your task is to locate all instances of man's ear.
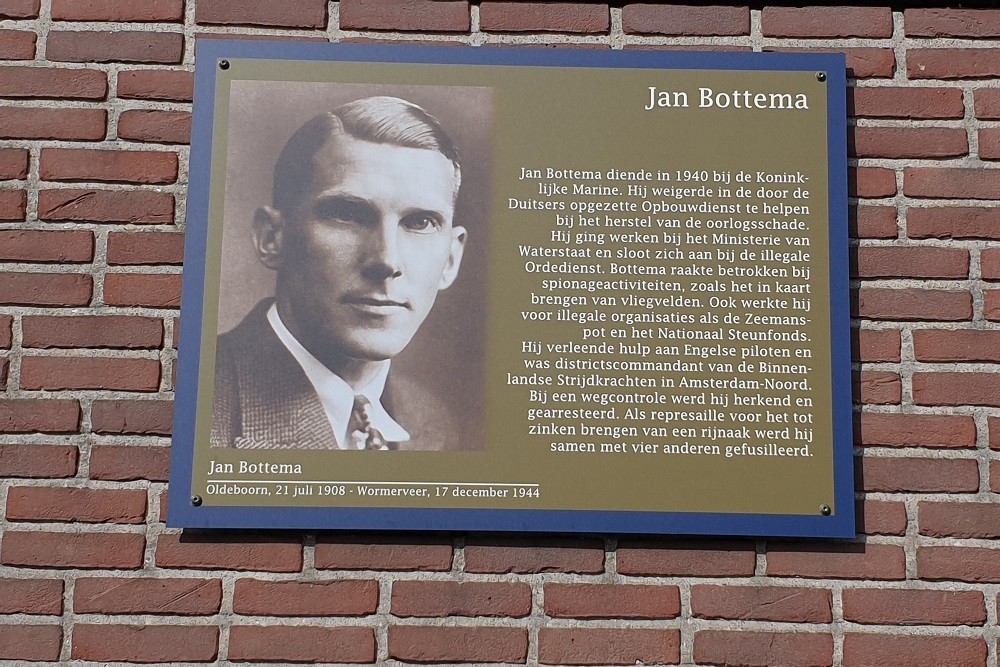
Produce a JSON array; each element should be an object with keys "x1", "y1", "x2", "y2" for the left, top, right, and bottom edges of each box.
[
  {"x1": 252, "y1": 206, "x2": 286, "y2": 270},
  {"x1": 438, "y1": 226, "x2": 467, "y2": 290}
]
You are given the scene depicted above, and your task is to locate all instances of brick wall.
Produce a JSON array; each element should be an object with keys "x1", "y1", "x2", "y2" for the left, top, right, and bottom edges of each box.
[{"x1": 1, "y1": 2, "x2": 999, "y2": 665}]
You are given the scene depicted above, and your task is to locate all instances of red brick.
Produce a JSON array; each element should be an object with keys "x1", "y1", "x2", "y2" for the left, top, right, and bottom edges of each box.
[
  {"x1": 856, "y1": 288, "x2": 971, "y2": 321},
  {"x1": 389, "y1": 626, "x2": 527, "y2": 663},
  {"x1": 852, "y1": 205, "x2": 897, "y2": 239},
  {"x1": 156, "y1": 533, "x2": 303, "y2": 572},
  {"x1": 234, "y1": 579, "x2": 377, "y2": 616},
  {"x1": 23, "y1": 315, "x2": 162, "y2": 350},
  {"x1": 0, "y1": 148, "x2": 27, "y2": 180},
  {"x1": 0, "y1": 66, "x2": 106, "y2": 99},
  {"x1": 859, "y1": 499, "x2": 907, "y2": 536},
  {"x1": 987, "y1": 290, "x2": 1000, "y2": 321},
  {"x1": 622, "y1": 4, "x2": 747, "y2": 35},
  {"x1": 104, "y1": 273, "x2": 182, "y2": 308},
  {"x1": 906, "y1": 9, "x2": 1000, "y2": 38},
  {"x1": 920, "y1": 501, "x2": 1000, "y2": 539},
  {"x1": 2, "y1": 531, "x2": 144, "y2": 569},
  {"x1": 545, "y1": 583, "x2": 678, "y2": 619},
  {"x1": 849, "y1": 87, "x2": 965, "y2": 119},
  {"x1": 0, "y1": 625, "x2": 61, "y2": 661},
  {"x1": 72, "y1": 624, "x2": 218, "y2": 663},
  {"x1": 992, "y1": 461, "x2": 1000, "y2": 491},
  {"x1": 908, "y1": 207, "x2": 1000, "y2": 240},
  {"x1": 860, "y1": 456, "x2": 979, "y2": 493},
  {"x1": 0, "y1": 229, "x2": 93, "y2": 263},
  {"x1": 907, "y1": 167, "x2": 1000, "y2": 200},
  {"x1": 539, "y1": 628, "x2": 679, "y2": 666},
  {"x1": 844, "y1": 588, "x2": 984, "y2": 626},
  {"x1": 0, "y1": 273, "x2": 92, "y2": 306},
  {"x1": 0, "y1": 579, "x2": 62, "y2": 615},
  {"x1": 75, "y1": 577, "x2": 221, "y2": 615},
  {"x1": 978, "y1": 128, "x2": 1000, "y2": 160},
  {"x1": 919, "y1": 546, "x2": 1000, "y2": 583},
  {"x1": 47, "y1": 31, "x2": 183, "y2": 64},
  {"x1": 38, "y1": 189, "x2": 173, "y2": 223},
  {"x1": 41, "y1": 148, "x2": 177, "y2": 184},
  {"x1": 763, "y1": 7, "x2": 891, "y2": 38},
  {"x1": 854, "y1": 328, "x2": 900, "y2": 362},
  {"x1": 851, "y1": 127, "x2": 967, "y2": 159},
  {"x1": 855, "y1": 371, "x2": 901, "y2": 405},
  {"x1": 197, "y1": 0, "x2": 326, "y2": 28},
  {"x1": 90, "y1": 445, "x2": 170, "y2": 481},
  {"x1": 0, "y1": 358, "x2": 8, "y2": 390},
  {"x1": 465, "y1": 536, "x2": 603, "y2": 574},
  {"x1": 52, "y1": 0, "x2": 183, "y2": 22},
  {"x1": 315, "y1": 535, "x2": 452, "y2": 571},
  {"x1": 20, "y1": 356, "x2": 160, "y2": 391},
  {"x1": 850, "y1": 167, "x2": 896, "y2": 198},
  {"x1": 692, "y1": 585, "x2": 831, "y2": 623},
  {"x1": 118, "y1": 109, "x2": 190, "y2": 144},
  {"x1": 695, "y1": 630, "x2": 832, "y2": 667},
  {"x1": 7, "y1": 486, "x2": 145, "y2": 524},
  {"x1": 0, "y1": 399, "x2": 80, "y2": 434},
  {"x1": 854, "y1": 247, "x2": 968, "y2": 279},
  {"x1": 0, "y1": 189, "x2": 25, "y2": 220},
  {"x1": 480, "y1": 2, "x2": 609, "y2": 33},
  {"x1": 984, "y1": 247, "x2": 1000, "y2": 279},
  {"x1": 0, "y1": 314, "x2": 8, "y2": 348},
  {"x1": 0, "y1": 31, "x2": 35, "y2": 59},
  {"x1": 91, "y1": 399, "x2": 173, "y2": 435},
  {"x1": 843, "y1": 634, "x2": 985, "y2": 667},
  {"x1": 118, "y1": 69, "x2": 193, "y2": 102},
  {"x1": 340, "y1": 0, "x2": 468, "y2": 32},
  {"x1": 914, "y1": 329, "x2": 1000, "y2": 363},
  {"x1": 393, "y1": 580, "x2": 529, "y2": 618},
  {"x1": 107, "y1": 231, "x2": 184, "y2": 265},
  {"x1": 914, "y1": 372, "x2": 1000, "y2": 407},
  {"x1": 909, "y1": 49, "x2": 1000, "y2": 80},
  {"x1": 975, "y1": 88, "x2": 1000, "y2": 119},
  {"x1": 0, "y1": 0, "x2": 39, "y2": 18},
  {"x1": 0, "y1": 108, "x2": 105, "y2": 140},
  {"x1": 770, "y1": 47, "x2": 895, "y2": 79},
  {"x1": 766, "y1": 543, "x2": 905, "y2": 580},
  {"x1": 856, "y1": 413, "x2": 976, "y2": 448},
  {"x1": 0, "y1": 444, "x2": 77, "y2": 478},
  {"x1": 618, "y1": 539, "x2": 755, "y2": 577},
  {"x1": 229, "y1": 626, "x2": 373, "y2": 663}
]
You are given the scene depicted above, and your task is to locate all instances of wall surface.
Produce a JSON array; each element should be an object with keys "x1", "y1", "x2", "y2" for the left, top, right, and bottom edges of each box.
[{"x1": 1, "y1": 1, "x2": 999, "y2": 665}]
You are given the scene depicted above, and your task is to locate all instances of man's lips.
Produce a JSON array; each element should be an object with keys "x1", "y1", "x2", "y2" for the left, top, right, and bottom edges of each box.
[{"x1": 343, "y1": 295, "x2": 410, "y2": 310}]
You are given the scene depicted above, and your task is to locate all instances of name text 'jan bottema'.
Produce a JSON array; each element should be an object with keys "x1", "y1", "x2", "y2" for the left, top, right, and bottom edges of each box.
[{"x1": 645, "y1": 87, "x2": 810, "y2": 111}]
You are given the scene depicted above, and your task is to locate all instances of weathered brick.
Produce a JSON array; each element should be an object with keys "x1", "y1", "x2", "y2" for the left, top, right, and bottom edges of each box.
[
  {"x1": 117, "y1": 69, "x2": 193, "y2": 102},
  {"x1": 89, "y1": 445, "x2": 170, "y2": 481},
  {"x1": 38, "y1": 189, "x2": 173, "y2": 224},
  {"x1": 539, "y1": 628, "x2": 679, "y2": 666},
  {"x1": 908, "y1": 206, "x2": 1000, "y2": 240},
  {"x1": 51, "y1": 0, "x2": 183, "y2": 22},
  {"x1": 0, "y1": 399, "x2": 80, "y2": 434},
  {"x1": 692, "y1": 585, "x2": 831, "y2": 623},
  {"x1": 389, "y1": 626, "x2": 527, "y2": 663},
  {"x1": 107, "y1": 231, "x2": 184, "y2": 265},
  {"x1": 920, "y1": 502, "x2": 1000, "y2": 538},
  {"x1": 41, "y1": 148, "x2": 177, "y2": 184},
  {"x1": 0, "y1": 31, "x2": 35, "y2": 59},
  {"x1": 0, "y1": 273, "x2": 91, "y2": 306},
  {"x1": 909, "y1": 49, "x2": 1000, "y2": 80},
  {"x1": 156, "y1": 533, "x2": 303, "y2": 572},
  {"x1": 23, "y1": 315, "x2": 162, "y2": 350},
  {"x1": 843, "y1": 634, "x2": 985, "y2": 667},
  {"x1": 0, "y1": 108, "x2": 105, "y2": 140},
  {"x1": 393, "y1": 580, "x2": 529, "y2": 618},
  {"x1": 906, "y1": 167, "x2": 1000, "y2": 199},
  {"x1": 340, "y1": 0, "x2": 468, "y2": 32},
  {"x1": 854, "y1": 247, "x2": 968, "y2": 279},
  {"x1": 850, "y1": 87, "x2": 965, "y2": 119},
  {"x1": 315, "y1": 535, "x2": 452, "y2": 571},
  {"x1": 859, "y1": 499, "x2": 907, "y2": 536},
  {"x1": 480, "y1": 2, "x2": 609, "y2": 33},
  {"x1": 856, "y1": 413, "x2": 976, "y2": 448},
  {"x1": 229, "y1": 626, "x2": 374, "y2": 663},
  {"x1": 91, "y1": 399, "x2": 173, "y2": 435},
  {"x1": 103, "y1": 273, "x2": 182, "y2": 308},
  {"x1": 7, "y1": 486, "x2": 146, "y2": 524},
  {"x1": 0, "y1": 230, "x2": 93, "y2": 263},
  {"x1": 74, "y1": 577, "x2": 221, "y2": 615},
  {"x1": 859, "y1": 456, "x2": 979, "y2": 493},
  {"x1": 0, "y1": 579, "x2": 62, "y2": 615},
  {"x1": 0, "y1": 444, "x2": 77, "y2": 478},
  {"x1": 0, "y1": 0, "x2": 39, "y2": 18},
  {"x1": 766, "y1": 543, "x2": 905, "y2": 580},
  {"x1": 987, "y1": 290, "x2": 1000, "y2": 321},
  {"x1": 234, "y1": 578, "x2": 376, "y2": 617},
  {"x1": 0, "y1": 66, "x2": 106, "y2": 100},
  {"x1": 0, "y1": 314, "x2": 9, "y2": 348},
  {"x1": 465, "y1": 536, "x2": 603, "y2": 574},
  {"x1": 2, "y1": 531, "x2": 144, "y2": 569},
  {"x1": 975, "y1": 88, "x2": 1000, "y2": 119},
  {"x1": 694, "y1": 630, "x2": 833, "y2": 667},
  {"x1": 0, "y1": 625, "x2": 61, "y2": 661},
  {"x1": 855, "y1": 371, "x2": 901, "y2": 405},
  {"x1": 769, "y1": 47, "x2": 895, "y2": 79},
  {"x1": 544, "y1": 583, "x2": 679, "y2": 619},
  {"x1": 855, "y1": 328, "x2": 900, "y2": 362},
  {"x1": 852, "y1": 205, "x2": 897, "y2": 239},
  {"x1": 71, "y1": 624, "x2": 218, "y2": 663},
  {"x1": 20, "y1": 356, "x2": 160, "y2": 391},
  {"x1": 622, "y1": 4, "x2": 747, "y2": 36},
  {"x1": 914, "y1": 372, "x2": 1000, "y2": 407},
  {"x1": 851, "y1": 127, "x2": 967, "y2": 159},
  {"x1": 117, "y1": 109, "x2": 190, "y2": 143},
  {"x1": 47, "y1": 31, "x2": 184, "y2": 64},
  {"x1": 763, "y1": 7, "x2": 891, "y2": 38},
  {"x1": 992, "y1": 461, "x2": 1000, "y2": 492},
  {"x1": 906, "y1": 9, "x2": 1000, "y2": 38},
  {"x1": 914, "y1": 330, "x2": 1000, "y2": 362},
  {"x1": 983, "y1": 247, "x2": 1000, "y2": 279},
  {"x1": 919, "y1": 546, "x2": 1000, "y2": 583},
  {"x1": 850, "y1": 167, "x2": 896, "y2": 198},
  {"x1": 0, "y1": 189, "x2": 25, "y2": 220},
  {"x1": 0, "y1": 148, "x2": 28, "y2": 179},
  {"x1": 978, "y1": 128, "x2": 1000, "y2": 160},
  {"x1": 844, "y1": 588, "x2": 985, "y2": 626},
  {"x1": 618, "y1": 539, "x2": 755, "y2": 577},
  {"x1": 197, "y1": 0, "x2": 326, "y2": 28},
  {"x1": 856, "y1": 288, "x2": 971, "y2": 321}
]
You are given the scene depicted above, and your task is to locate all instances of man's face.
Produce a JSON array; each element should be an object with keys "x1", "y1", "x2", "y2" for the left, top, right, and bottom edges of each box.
[{"x1": 267, "y1": 134, "x2": 465, "y2": 364}]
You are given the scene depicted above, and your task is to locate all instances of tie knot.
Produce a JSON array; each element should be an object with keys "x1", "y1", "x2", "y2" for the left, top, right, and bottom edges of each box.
[{"x1": 351, "y1": 395, "x2": 389, "y2": 450}]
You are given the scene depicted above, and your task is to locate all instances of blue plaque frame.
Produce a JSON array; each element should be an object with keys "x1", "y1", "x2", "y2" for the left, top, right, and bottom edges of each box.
[{"x1": 169, "y1": 40, "x2": 853, "y2": 538}]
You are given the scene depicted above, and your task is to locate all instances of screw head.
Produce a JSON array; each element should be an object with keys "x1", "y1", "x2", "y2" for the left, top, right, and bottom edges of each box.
[
  {"x1": 816, "y1": 71, "x2": 827, "y2": 82},
  {"x1": 191, "y1": 495, "x2": 203, "y2": 507},
  {"x1": 219, "y1": 59, "x2": 230, "y2": 70},
  {"x1": 820, "y1": 504, "x2": 832, "y2": 516}
]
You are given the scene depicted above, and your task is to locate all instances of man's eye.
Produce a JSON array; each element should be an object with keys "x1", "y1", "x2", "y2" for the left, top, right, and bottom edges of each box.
[
  {"x1": 314, "y1": 199, "x2": 369, "y2": 224},
  {"x1": 401, "y1": 213, "x2": 443, "y2": 234}
]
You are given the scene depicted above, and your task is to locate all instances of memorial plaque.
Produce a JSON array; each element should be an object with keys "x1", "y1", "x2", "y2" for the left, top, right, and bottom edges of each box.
[{"x1": 169, "y1": 41, "x2": 853, "y2": 537}]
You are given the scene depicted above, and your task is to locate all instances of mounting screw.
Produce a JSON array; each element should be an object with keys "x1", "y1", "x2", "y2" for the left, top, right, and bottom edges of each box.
[
  {"x1": 816, "y1": 71, "x2": 827, "y2": 82},
  {"x1": 191, "y1": 495, "x2": 203, "y2": 507},
  {"x1": 820, "y1": 504, "x2": 832, "y2": 516},
  {"x1": 219, "y1": 59, "x2": 230, "y2": 70}
]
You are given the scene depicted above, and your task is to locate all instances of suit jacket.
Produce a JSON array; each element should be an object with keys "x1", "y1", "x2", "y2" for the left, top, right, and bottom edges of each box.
[{"x1": 210, "y1": 301, "x2": 461, "y2": 451}]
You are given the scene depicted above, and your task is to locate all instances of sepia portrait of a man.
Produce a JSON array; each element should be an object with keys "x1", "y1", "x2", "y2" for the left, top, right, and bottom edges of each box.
[{"x1": 210, "y1": 83, "x2": 491, "y2": 452}]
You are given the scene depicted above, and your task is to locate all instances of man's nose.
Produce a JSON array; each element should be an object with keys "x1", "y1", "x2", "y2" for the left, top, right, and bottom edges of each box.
[{"x1": 363, "y1": 218, "x2": 403, "y2": 279}]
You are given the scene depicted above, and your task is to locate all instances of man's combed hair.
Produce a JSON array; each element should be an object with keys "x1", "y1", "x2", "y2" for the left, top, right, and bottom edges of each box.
[{"x1": 273, "y1": 96, "x2": 461, "y2": 217}]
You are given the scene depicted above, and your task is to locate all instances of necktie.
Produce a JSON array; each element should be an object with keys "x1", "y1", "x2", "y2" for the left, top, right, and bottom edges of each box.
[{"x1": 350, "y1": 395, "x2": 391, "y2": 450}]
